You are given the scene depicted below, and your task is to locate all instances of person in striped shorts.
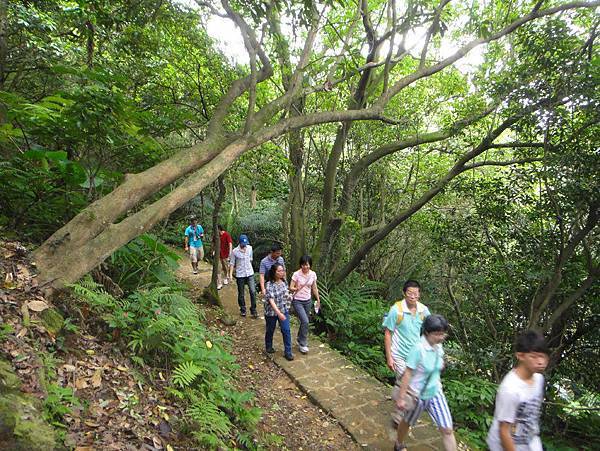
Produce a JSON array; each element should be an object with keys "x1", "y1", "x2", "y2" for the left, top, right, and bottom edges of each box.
[{"x1": 394, "y1": 314, "x2": 456, "y2": 451}]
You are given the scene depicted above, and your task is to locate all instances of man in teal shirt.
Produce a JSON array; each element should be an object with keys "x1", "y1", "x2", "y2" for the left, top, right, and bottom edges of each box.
[
  {"x1": 184, "y1": 215, "x2": 204, "y2": 275},
  {"x1": 382, "y1": 280, "x2": 430, "y2": 422}
]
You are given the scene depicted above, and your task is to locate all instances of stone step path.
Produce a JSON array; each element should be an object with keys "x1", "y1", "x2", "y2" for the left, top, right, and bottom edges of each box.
[{"x1": 189, "y1": 263, "x2": 444, "y2": 450}]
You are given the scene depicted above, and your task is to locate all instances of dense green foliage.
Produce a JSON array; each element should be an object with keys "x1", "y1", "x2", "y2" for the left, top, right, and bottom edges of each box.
[{"x1": 2, "y1": 0, "x2": 598, "y2": 447}]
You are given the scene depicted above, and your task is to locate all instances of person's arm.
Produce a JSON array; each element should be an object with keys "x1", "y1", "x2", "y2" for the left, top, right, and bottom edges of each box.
[
  {"x1": 227, "y1": 240, "x2": 233, "y2": 278},
  {"x1": 395, "y1": 368, "x2": 413, "y2": 410},
  {"x1": 269, "y1": 298, "x2": 286, "y2": 321},
  {"x1": 259, "y1": 268, "x2": 266, "y2": 295},
  {"x1": 229, "y1": 250, "x2": 236, "y2": 269},
  {"x1": 498, "y1": 422, "x2": 516, "y2": 451},
  {"x1": 312, "y1": 276, "x2": 320, "y2": 307},
  {"x1": 384, "y1": 329, "x2": 395, "y2": 372},
  {"x1": 289, "y1": 278, "x2": 298, "y2": 292},
  {"x1": 184, "y1": 234, "x2": 189, "y2": 251}
]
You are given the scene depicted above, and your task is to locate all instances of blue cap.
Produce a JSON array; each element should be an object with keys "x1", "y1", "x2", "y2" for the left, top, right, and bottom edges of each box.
[{"x1": 239, "y1": 234, "x2": 249, "y2": 245}]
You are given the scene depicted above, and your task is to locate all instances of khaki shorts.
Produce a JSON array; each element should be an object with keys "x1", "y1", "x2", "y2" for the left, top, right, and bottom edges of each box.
[
  {"x1": 189, "y1": 246, "x2": 204, "y2": 263},
  {"x1": 391, "y1": 357, "x2": 407, "y2": 424}
]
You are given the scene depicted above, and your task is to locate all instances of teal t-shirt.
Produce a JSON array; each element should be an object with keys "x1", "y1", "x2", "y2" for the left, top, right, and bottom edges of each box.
[
  {"x1": 382, "y1": 300, "x2": 430, "y2": 360},
  {"x1": 406, "y1": 336, "x2": 444, "y2": 400},
  {"x1": 185, "y1": 225, "x2": 204, "y2": 248}
]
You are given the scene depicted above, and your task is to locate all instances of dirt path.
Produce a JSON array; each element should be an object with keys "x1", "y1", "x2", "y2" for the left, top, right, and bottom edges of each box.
[{"x1": 176, "y1": 261, "x2": 361, "y2": 451}]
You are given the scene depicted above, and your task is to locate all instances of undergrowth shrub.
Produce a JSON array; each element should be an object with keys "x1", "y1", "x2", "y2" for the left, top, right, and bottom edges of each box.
[
  {"x1": 70, "y1": 278, "x2": 261, "y2": 449},
  {"x1": 443, "y1": 375, "x2": 497, "y2": 448},
  {"x1": 314, "y1": 274, "x2": 391, "y2": 381},
  {"x1": 107, "y1": 233, "x2": 181, "y2": 292}
]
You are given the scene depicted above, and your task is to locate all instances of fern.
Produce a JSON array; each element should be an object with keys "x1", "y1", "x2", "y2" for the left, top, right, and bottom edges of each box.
[
  {"x1": 187, "y1": 398, "x2": 232, "y2": 447},
  {"x1": 172, "y1": 361, "x2": 203, "y2": 388},
  {"x1": 70, "y1": 277, "x2": 116, "y2": 310}
]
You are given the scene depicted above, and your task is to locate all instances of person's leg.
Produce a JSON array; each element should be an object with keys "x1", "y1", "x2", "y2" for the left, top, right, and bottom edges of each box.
[
  {"x1": 396, "y1": 400, "x2": 425, "y2": 449},
  {"x1": 189, "y1": 247, "x2": 198, "y2": 273},
  {"x1": 220, "y1": 258, "x2": 228, "y2": 284},
  {"x1": 425, "y1": 392, "x2": 456, "y2": 451},
  {"x1": 391, "y1": 360, "x2": 407, "y2": 425},
  {"x1": 279, "y1": 312, "x2": 293, "y2": 358},
  {"x1": 236, "y1": 277, "x2": 246, "y2": 315},
  {"x1": 395, "y1": 420, "x2": 410, "y2": 450},
  {"x1": 294, "y1": 300, "x2": 311, "y2": 349},
  {"x1": 265, "y1": 316, "x2": 277, "y2": 352},
  {"x1": 247, "y1": 276, "x2": 257, "y2": 317},
  {"x1": 198, "y1": 245, "x2": 205, "y2": 263}
]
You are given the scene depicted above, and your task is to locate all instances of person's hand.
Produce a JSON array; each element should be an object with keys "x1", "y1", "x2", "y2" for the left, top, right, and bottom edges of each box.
[
  {"x1": 396, "y1": 397, "x2": 407, "y2": 411},
  {"x1": 277, "y1": 312, "x2": 286, "y2": 321},
  {"x1": 184, "y1": 245, "x2": 189, "y2": 251},
  {"x1": 387, "y1": 357, "x2": 396, "y2": 372},
  {"x1": 315, "y1": 300, "x2": 321, "y2": 311}
]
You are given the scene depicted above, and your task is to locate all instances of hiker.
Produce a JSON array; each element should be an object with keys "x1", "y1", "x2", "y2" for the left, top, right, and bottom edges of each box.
[
  {"x1": 229, "y1": 234, "x2": 258, "y2": 318},
  {"x1": 289, "y1": 255, "x2": 320, "y2": 354},
  {"x1": 382, "y1": 280, "x2": 431, "y2": 423},
  {"x1": 217, "y1": 224, "x2": 233, "y2": 290},
  {"x1": 393, "y1": 314, "x2": 456, "y2": 451},
  {"x1": 184, "y1": 215, "x2": 204, "y2": 275},
  {"x1": 487, "y1": 330, "x2": 549, "y2": 451},
  {"x1": 263, "y1": 262, "x2": 293, "y2": 361},
  {"x1": 259, "y1": 243, "x2": 285, "y2": 296}
]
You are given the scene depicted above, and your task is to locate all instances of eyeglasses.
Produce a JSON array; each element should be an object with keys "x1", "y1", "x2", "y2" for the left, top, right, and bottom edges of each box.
[{"x1": 429, "y1": 331, "x2": 448, "y2": 338}]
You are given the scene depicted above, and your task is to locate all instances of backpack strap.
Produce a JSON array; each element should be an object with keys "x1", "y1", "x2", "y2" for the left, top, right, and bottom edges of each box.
[
  {"x1": 396, "y1": 300, "x2": 427, "y2": 325},
  {"x1": 394, "y1": 301, "x2": 404, "y2": 325}
]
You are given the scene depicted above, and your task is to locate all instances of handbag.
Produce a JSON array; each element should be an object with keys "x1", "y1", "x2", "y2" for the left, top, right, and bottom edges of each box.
[{"x1": 391, "y1": 384, "x2": 420, "y2": 411}]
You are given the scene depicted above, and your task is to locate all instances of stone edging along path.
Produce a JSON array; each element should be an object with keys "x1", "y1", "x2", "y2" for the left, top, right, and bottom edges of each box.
[{"x1": 185, "y1": 262, "x2": 444, "y2": 450}]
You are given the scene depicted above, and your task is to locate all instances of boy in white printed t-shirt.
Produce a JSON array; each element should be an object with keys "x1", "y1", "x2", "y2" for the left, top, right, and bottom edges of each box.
[{"x1": 487, "y1": 330, "x2": 549, "y2": 451}]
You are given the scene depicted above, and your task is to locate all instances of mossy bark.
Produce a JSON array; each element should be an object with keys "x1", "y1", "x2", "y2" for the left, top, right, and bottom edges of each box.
[{"x1": 0, "y1": 359, "x2": 57, "y2": 450}]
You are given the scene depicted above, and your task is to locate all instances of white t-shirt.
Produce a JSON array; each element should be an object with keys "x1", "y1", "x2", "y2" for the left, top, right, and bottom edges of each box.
[
  {"x1": 487, "y1": 370, "x2": 544, "y2": 451},
  {"x1": 291, "y1": 269, "x2": 317, "y2": 301}
]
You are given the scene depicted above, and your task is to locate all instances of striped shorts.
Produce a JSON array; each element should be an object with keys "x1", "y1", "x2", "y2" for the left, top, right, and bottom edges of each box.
[{"x1": 404, "y1": 390, "x2": 453, "y2": 430}]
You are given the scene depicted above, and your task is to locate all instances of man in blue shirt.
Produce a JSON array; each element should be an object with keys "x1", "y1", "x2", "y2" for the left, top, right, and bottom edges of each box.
[
  {"x1": 184, "y1": 215, "x2": 204, "y2": 275},
  {"x1": 382, "y1": 280, "x2": 431, "y2": 424},
  {"x1": 259, "y1": 243, "x2": 285, "y2": 296}
]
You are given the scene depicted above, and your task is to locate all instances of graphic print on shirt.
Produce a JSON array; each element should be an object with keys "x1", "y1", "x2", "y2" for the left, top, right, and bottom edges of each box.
[{"x1": 511, "y1": 398, "x2": 542, "y2": 445}]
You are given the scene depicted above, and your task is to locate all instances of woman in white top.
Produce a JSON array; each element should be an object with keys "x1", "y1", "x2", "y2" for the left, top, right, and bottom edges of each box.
[{"x1": 289, "y1": 255, "x2": 320, "y2": 354}]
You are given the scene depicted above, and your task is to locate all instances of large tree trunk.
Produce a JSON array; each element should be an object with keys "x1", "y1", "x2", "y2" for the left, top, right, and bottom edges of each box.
[
  {"x1": 287, "y1": 124, "x2": 306, "y2": 268},
  {"x1": 205, "y1": 175, "x2": 226, "y2": 307},
  {"x1": 33, "y1": 135, "x2": 238, "y2": 290}
]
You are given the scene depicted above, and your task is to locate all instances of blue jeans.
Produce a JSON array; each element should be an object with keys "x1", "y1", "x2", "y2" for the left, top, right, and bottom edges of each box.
[
  {"x1": 236, "y1": 276, "x2": 256, "y2": 314},
  {"x1": 265, "y1": 312, "x2": 292, "y2": 357},
  {"x1": 292, "y1": 299, "x2": 312, "y2": 347}
]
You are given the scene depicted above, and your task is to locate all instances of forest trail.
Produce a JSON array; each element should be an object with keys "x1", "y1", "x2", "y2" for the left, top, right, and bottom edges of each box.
[{"x1": 175, "y1": 260, "x2": 445, "y2": 450}]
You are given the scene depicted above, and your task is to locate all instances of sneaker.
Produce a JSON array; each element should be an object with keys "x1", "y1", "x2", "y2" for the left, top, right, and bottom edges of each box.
[
  {"x1": 251, "y1": 311, "x2": 259, "y2": 319},
  {"x1": 266, "y1": 348, "x2": 275, "y2": 354},
  {"x1": 193, "y1": 270, "x2": 198, "y2": 274},
  {"x1": 297, "y1": 340, "x2": 309, "y2": 354},
  {"x1": 240, "y1": 311, "x2": 246, "y2": 317},
  {"x1": 223, "y1": 278, "x2": 229, "y2": 285},
  {"x1": 284, "y1": 354, "x2": 294, "y2": 361},
  {"x1": 217, "y1": 284, "x2": 223, "y2": 290}
]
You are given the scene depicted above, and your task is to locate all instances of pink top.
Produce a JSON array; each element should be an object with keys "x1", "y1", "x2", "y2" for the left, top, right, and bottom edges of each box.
[{"x1": 292, "y1": 269, "x2": 317, "y2": 301}]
